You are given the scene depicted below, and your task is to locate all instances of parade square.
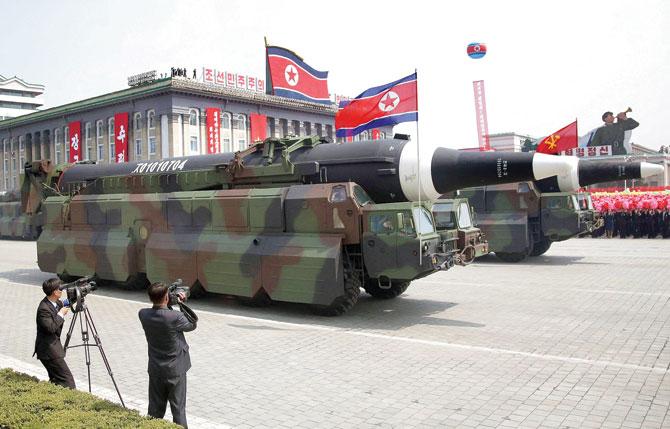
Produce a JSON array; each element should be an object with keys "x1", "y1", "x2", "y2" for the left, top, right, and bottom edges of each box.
[{"x1": 0, "y1": 238, "x2": 668, "y2": 428}]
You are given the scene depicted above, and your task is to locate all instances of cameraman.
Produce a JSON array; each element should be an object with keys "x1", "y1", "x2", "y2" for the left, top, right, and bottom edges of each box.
[
  {"x1": 139, "y1": 282, "x2": 197, "y2": 428},
  {"x1": 33, "y1": 278, "x2": 76, "y2": 389}
]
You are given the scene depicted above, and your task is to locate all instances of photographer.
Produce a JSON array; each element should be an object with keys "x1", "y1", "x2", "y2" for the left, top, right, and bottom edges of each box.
[
  {"x1": 33, "y1": 278, "x2": 76, "y2": 389},
  {"x1": 139, "y1": 282, "x2": 197, "y2": 428}
]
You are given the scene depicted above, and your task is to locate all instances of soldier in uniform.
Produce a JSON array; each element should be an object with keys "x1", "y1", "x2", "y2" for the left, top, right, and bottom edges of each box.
[{"x1": 588, "y1": 110, "x2": 639, "y2": 155}]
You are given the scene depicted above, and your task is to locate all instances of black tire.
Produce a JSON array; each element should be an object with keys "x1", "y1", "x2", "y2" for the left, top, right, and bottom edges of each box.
[
  {"x1": 312, "y1": 264, "x2": 361, "y2": 316},
  {"x1": 189, "y1": 281, "x2": 208, "y2": 299},
  {"x1": 118, "y1": 273, "x2": 149, "y2": 291},
  {"x1": 529, "y1": 238, "x2": 552, "y2": 257},
  {"x1": 364, "y1": 279, "x2": 410, "y2": 299},
  {"x1": 495, "y1": 251, "x2": 528, "y2": 263},
  {"x1": 236, "y1": 289, "x2": 272, "y2": 307},
  {"x1": 57, "y1": 272, "x2": 78, "y2": 283}
]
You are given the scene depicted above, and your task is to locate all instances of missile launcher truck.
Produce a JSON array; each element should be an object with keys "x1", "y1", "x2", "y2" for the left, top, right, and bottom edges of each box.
[
  {"x1": 460, "y1": 158, "x2": 663, "y2": 262},
  {"x1": 0, "y1": 160, "x2": 61, "y2": 240},
  {"x1": 37, "y1": 135, "x2": 575, "y2": 315}
]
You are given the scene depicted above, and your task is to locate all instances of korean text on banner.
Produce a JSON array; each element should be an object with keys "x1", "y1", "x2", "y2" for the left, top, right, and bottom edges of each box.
[
  {"x1": 206, "y1": 108, "x2": 221, "y2": 154},
  {"x1": 114, "y1": 113, "x2": 129, "y2": 163},
  {"x1": 68, "y1": 121, "x2": 82, "y2": 162}
]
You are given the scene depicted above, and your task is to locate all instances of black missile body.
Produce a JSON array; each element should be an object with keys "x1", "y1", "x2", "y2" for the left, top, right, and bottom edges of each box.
[
  {"x1": 534, "y1": 159, "x2": 664, "y2": 193},
  {"x1": 61, "y1": 137, "x2": 574, "y2": 203}
]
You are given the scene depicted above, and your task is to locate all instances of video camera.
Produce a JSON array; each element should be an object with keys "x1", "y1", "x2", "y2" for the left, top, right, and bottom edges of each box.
[
  {"x1": 167, "y1": 279, "x2": 198, "y2": 323},
  {"x1": 59, "y1": 276, "x2": 97, "y2": 312}
]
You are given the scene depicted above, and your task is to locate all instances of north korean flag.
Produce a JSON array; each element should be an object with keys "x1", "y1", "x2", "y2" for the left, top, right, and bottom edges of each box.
[
  {"x1": 335, "y1": 73, "x2": 418, "y2": 138},
  {"x1": 266, "y1": 46, "x2": 330, "y2": 105}
]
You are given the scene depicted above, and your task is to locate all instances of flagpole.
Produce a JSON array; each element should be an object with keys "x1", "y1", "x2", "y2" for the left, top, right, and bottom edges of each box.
[{"x1": 415, "y1": 68, "x2": 422, "y2": 266}]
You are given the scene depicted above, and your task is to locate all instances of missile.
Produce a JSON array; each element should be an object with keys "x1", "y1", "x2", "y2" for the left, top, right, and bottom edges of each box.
[
  {"x1": 60, "y1": 136, "x2": 576, "y2": 203},
  {"x1": 534, "y1": 158, "x2": 664, "y2": 193}
]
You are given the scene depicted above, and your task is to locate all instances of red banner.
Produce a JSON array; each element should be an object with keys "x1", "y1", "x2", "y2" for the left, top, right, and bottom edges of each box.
[
  {"x1": 114, "y1": 112, "x2": 129, "y2": 163},
  {"x1": 472, "y1": 80, "x2": 490, "y2": 151},
  {"x1": 250, "y1": 113, "x2": 267, "y2": 144},
  {"x1": 206, "y1": 108, "x2": 220, "y2": 154},
  {"x1": 68, "y1": 121, "x2": 82, "y2": 162},
  {"x1": 372, "y1": 129, "x2": 380, "y2": 140},
  {"x1": 536, "y1": 120, "x2": 578, "y2": 154}
]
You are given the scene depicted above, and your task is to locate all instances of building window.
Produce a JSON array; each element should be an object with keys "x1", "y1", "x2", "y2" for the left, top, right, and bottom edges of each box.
[
  {"x1": 380, "y1": 132, "x2": 386, "y2": 139},
  {"x1": 108, "y1": 118, "x2": 115, "y2": 163},
  {"x1": 64, "y1": 126, "x2": 70, "y2": 162},
  {"x1": 96, "y1": 120, "x2": 104, "y2": 161},
  {"x1": 266, "y1": 116, "x2": 275, "y2": 138},
  {"x1": 233, "y1": 113, "x2": 247, "y2": 151},
  {"x1": 290, "y1": 120, "x2": 300, "y2": 136},
  {"x1": 2, "y1": 139, "x2": 8, "y2": 190},
  {"x1": 189, "y1": 109, "x2": 200, "y2": 154},
  {"x1": 304, "y1": 122, "x2": 311, "y2": 136},
  {"x1": 315, "y1": 123, "x2": 323, "y2": 137},
  {"x1": 84, "y1": 122, "x2": 92, "y2": 161},
  {"x1": 19, "y1": 136, "x2": 25, "y2": 169},
  {"x1": 221, "y1": 112, "x2": 232, "y2": 152},
  {"x1": 279, "y1": 118, "x2": 288, "y2": 138},
  {"x1": 326, "y1": 125, "x2": 333, "y2": 139},
  {"x1": 147, "y1": 110, "x2": 156, "y2": 155},
  {"x1": 134, "y1": 113, "x2": 142, "y2": 159},
  {"x1": 54, "y1": 128, "x2": 61, "y2": 164}
]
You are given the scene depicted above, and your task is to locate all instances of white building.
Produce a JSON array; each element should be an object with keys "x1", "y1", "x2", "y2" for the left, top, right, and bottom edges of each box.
[{"x1": 0, "y1": 74, "x2": 45, "y2": 121}]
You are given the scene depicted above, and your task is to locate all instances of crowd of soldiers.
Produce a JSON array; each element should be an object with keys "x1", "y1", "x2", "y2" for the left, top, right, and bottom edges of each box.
[{"x1": 592, "y1": 193, "x2": 670, "y2": 238}]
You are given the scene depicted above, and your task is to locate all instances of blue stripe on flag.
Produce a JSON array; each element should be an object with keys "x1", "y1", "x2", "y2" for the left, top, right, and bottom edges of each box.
[
  {"x1": 336, "y1": 112, "x2": 418, "y2": 137},
  {"x1": 267, "y1": 46, "x2": 328, "y2": 79},
  {"x1": 274, "y1": 88, "x2": 332, "y2": 105},
  {"x1": 353, "y1": 73, "x2": 417, "y2": 100}
]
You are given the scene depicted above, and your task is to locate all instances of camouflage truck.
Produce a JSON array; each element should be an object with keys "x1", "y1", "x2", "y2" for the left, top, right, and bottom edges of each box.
[
  {"x1": 432, "y1": 198, "x2": 488, "y2": 264},
  {"x1": 459, "y1": 158, "x2": 663, "y2": 262},
  {"x1": 0, "y1": 160, "x2": 61, "y2": 240},
  {"x1": 37, "y1": 135, "x2": 573, "y2": 315}
]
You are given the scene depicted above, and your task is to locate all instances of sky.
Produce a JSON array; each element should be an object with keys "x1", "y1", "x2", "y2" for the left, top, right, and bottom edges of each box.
[{"x1": 2, "y1": 0, "x2": 669, "y2": 151}]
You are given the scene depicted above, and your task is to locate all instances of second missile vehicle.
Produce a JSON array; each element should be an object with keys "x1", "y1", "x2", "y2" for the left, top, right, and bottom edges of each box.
[
  {"x1": 460, "y1": 158, "x2": 663, "y2": 262},
  {"x1": 38, "y1": 135, "x2": 576, "y2": 314}
]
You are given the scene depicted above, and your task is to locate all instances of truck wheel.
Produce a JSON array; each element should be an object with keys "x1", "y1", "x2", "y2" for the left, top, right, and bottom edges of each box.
[
  {"x1": 313, "y1": 267, "x2": 361, "y2": 316},
  {"x1": 364, "y1": 280, "x2": 410, "y2": 299},
  {"x1": 236, "y1": 289, "x2": 272, "y2": 307},
  {"x1": 495, "y1": 251, "x2": 528, "y2": 263},
  {"x1": 529, "y1": 238, "x2": 552, "y2": 257},
  {"x1": 189, "y1": 281, "x2": 208, "y2": 299},
  {"x1": 57, "y1": 272, "x2": 78, "y2": 283},
  {"x1": 119, "y1": 273, "x2": 149, "y2": 291}
]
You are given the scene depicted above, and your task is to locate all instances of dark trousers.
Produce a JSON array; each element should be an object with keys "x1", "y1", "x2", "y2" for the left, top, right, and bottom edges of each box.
[
  {"x1": 148, "y1": 373, "x2": 188, "y2": 428},
  {"x1": 39, "y1": 357, "x2": 76, "y2": 389}
]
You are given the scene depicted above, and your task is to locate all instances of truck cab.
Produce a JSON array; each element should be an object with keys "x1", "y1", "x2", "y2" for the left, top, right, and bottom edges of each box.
[{"x1": 432, "y1": 198, "x2": 488, "y2": 263}]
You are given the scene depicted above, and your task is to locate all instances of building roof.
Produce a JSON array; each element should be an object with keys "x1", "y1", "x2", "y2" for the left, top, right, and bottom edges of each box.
[
  {"x1": 0, "y1": 77, "x2": 337, "y2": 130},
  {"x1": 0, "y1": 75, "x2": 45, "y2": 92}
]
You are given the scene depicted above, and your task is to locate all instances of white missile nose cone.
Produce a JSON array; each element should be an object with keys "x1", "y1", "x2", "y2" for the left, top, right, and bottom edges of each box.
[
  {"x1": 531, "y1": 153, "x2": 578, "y2": 180},
  {"x1": 640, "y1": 162, "x2": 664, "y2": 178}
]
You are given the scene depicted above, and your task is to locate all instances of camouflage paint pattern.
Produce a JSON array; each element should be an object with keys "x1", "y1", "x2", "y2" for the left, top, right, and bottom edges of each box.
[
  {"x1": 459, "y1": 182, "x2": 599, "y2": 262},
  {"x1": 432, "y1": 198, "x2": 489, "y2": 263}
]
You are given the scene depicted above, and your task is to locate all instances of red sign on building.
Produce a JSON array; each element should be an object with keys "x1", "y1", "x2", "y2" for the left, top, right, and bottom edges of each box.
[
  {"x1": 250, "y1": 113, "x2": 267, "y2": 144},
  {"x1": 114, "y1": 112, "x2": 129, "y2": 163},
  {"x1": 472, "y1": 80, "x2": 491, "y2": 151},
  {"x1": 68, "y1": 121, "x2": 82, "y2": 162},
  {"x1": 206, "y1": 108, "x2": 221, "y2": 154}
]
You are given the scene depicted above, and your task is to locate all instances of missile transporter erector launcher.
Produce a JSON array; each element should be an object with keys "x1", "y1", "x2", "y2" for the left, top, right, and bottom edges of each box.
[
  {"x1": 460, "y1": 158, "x2": 664, "y2": 262},
  {"x1": 0, "y1": 160, "x2": 62, "y2": 240},
  {"x1": 38, "y1": 135, "x2": 575, "y2": 315}
]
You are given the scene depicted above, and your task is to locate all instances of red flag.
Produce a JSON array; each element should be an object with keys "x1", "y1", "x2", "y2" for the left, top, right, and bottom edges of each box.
[
  {"x1": 114, "y1": 113, "x2": 129, "y2": 163},
  {"x1": 68, "y1": 121, "x2": 82, "y2": 162},
  {"x1": 536, "y1": 120, "x2": 578, "y2": 154},
  {"x1": 250, "y1": 113, "x2": 267, "y2": 144}
]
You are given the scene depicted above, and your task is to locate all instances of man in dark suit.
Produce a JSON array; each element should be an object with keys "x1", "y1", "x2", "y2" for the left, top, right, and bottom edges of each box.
[
  {"x1": 139, "y1": 282, "x2": 197, "y2": 428},
  {"x1": 34, "y1": 278, "x2": 76, "y2": 389}
]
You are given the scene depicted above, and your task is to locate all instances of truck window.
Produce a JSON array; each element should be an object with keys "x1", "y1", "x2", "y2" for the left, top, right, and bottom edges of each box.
[
  {"x1": 399, "y1": 212, "x2": 415, "y2": 235},
  {"x1": 432, "y1": 202, "x2": 456, "y2": 229},
  {"x1": 457, "y1": 202, "x2": 473, "y2": 228},
  {"x1": 547, "y1": 198, "x2": 561, "y2": 209},
  {"x1": 353, "y1": 185, "x2": 372, "y2": 206},
  {"x1": 329, "y1": 185, "x2": 347, "y2": 203},
  {"x1": 370, "y1": 213, "x2": 394, "y2": 234},
  {"x1": 412, "y1": 207, "x2": 435, "y2": 234}
]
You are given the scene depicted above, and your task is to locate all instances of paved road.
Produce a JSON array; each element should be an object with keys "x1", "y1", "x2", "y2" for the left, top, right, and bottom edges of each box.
[{"x1": 0, "y1": 238, "x2": 668, "y2": 428}]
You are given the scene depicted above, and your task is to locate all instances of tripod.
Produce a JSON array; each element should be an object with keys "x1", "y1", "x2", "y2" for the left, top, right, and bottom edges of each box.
[{"x1": 63, "y1": 301, "x2": 125, "y2": 408}]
